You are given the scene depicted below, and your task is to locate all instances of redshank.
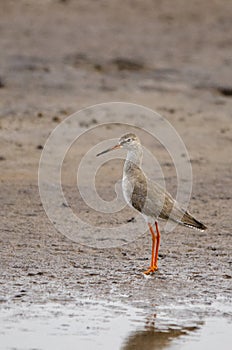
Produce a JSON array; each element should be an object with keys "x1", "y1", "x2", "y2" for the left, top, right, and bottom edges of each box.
[{"x1": 97, "y1": 133, "x2": 207, "y2": 274}]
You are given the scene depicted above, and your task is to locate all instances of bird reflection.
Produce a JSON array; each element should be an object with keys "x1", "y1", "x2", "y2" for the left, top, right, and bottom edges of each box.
[{"x1": 121, "y1": 313, "x2": 200, "y2": 350}]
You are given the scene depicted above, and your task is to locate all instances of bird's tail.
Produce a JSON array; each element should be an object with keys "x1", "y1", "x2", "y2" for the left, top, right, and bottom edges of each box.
[{"x1": 181, "y1": 211, "x2": 207, "y2": 231}]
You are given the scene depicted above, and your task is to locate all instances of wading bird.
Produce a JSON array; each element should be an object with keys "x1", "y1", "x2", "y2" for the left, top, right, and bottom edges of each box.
[{"x1": 97, "y1": 133, "x2": 207, "y2": 274}]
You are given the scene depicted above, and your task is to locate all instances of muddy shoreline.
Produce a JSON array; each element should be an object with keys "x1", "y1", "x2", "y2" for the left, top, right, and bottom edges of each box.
[{"x1": 0, "y1": 1, "x2": 232, "y2": 349}]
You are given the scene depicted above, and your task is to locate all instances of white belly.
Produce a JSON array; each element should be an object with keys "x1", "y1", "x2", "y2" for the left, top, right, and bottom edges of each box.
[{"x1": 122, "y1": 175, "x2": 134, "y2": 206}]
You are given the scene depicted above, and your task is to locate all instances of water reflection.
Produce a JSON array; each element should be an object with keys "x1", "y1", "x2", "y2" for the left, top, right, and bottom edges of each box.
[
  {"x1": 0, "y1": 297, "x2": 230, "y2": 350},
  {"x1": 122, "y1": 313, "x2": 199, "y2": 350}
]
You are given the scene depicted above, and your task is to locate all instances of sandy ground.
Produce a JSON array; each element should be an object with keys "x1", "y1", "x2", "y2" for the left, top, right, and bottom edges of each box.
[{"x1": 0, "y1": 0, "x2": 232, "y2": 348}]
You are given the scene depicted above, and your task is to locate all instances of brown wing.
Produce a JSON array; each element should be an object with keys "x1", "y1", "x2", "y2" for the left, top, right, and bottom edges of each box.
[
  {"x1": 125, "y1": 162, "x2": 207, "y2": 230},
  {"x1": 130, "y1": 168, "x2": 148, "y2": 212},
  {"x1": 159, "y1": 187, "x2": 207, "y2": 230}
]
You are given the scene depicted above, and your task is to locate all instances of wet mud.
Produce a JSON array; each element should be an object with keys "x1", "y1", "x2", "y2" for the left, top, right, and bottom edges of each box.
[{"x1": 0, "y1": 1, "x2": 232, "y2": 349}]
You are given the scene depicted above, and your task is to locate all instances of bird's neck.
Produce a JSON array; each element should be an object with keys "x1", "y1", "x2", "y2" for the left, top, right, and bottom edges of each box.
[{"x1": 124, "y1": 146, "x2": 143, "y2": 172}]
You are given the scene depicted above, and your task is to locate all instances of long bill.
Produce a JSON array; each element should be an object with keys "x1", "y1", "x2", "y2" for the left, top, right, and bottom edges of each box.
[{"x1": 96, "y1": 144, "x2": 122, "y2": 157}]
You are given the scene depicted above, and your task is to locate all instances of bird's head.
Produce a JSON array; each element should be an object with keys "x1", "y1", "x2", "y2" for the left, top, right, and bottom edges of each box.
[{"x1": 96, "y1": 133, "x2": 141, "y2": 156}]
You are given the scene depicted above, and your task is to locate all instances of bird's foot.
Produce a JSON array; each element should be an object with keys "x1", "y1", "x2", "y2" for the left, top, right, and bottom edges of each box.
[{"x1": 143, "y1": 265, "x2": 158, "y2": 275}]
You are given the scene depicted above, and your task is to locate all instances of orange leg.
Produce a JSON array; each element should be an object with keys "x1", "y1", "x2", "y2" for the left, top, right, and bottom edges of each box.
[
  {"x1": 154, "y1": 221, "x2": 161, "y2": 267},
  {"x1": 149, "y1": 223, "x2": 156, "y2": 267},
  {"x1": 144, "y1": 222, "x2": 159, "y2": 275}
]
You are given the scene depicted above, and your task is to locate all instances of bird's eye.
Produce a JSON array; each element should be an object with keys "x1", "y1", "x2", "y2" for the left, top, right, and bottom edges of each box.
[{"x1": 127, "y1": 138, "x2": 131, "y2": 142}]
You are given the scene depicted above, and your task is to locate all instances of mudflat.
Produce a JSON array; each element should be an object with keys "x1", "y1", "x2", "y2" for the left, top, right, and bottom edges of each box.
[{"x1": 0, "y1": 1, "x2": 231, "y2": 349}]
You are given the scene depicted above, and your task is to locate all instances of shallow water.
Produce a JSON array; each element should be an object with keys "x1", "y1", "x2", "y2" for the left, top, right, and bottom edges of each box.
[{"x1": 0, "y1": 296, "x2": 231, "y2": 350}]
